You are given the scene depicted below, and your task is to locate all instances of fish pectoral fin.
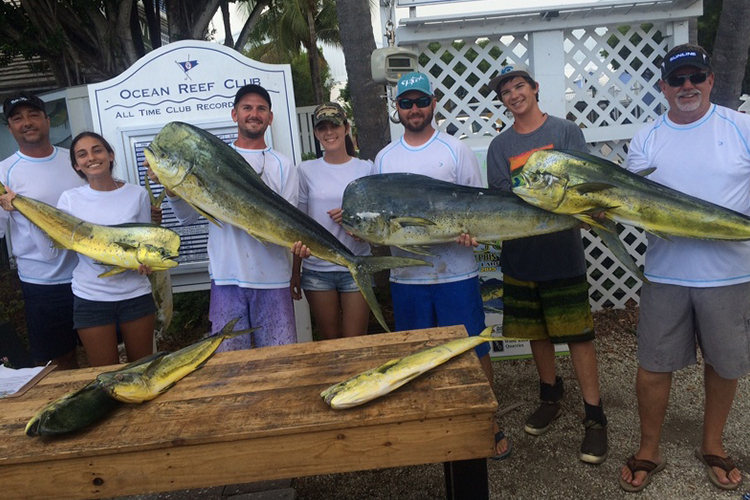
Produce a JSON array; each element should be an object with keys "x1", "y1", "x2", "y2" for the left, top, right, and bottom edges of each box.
[
  {"x1": 635, "y1": 167, "x2": 656, "y2": 177},
  {"x1": 143, "y1": 355, "x2": 168, "y2": 378},
  {"x1": 373, "y1": 359, "x2": 401, "y2": 374},
  {"x1": 192, "y1": 205, "x2": 223, "y2": 227},
  {"x1": 576, "y1": 215, "x2": 609, "y2": 232},
  {"x1": 395, "y1": 245, "x2": 434, "y2": 256},
  {"x1": 390, "y1": 217, "x2": 437, "y2": 228},
  {"x1": 98, "y1": 267, "x2": 129, "y2": 278},
  {"x1": 568, "y1": 182, "x2": 616, "y2": 194},
  {"x1": 113, "y1": 241, "x2": 138, "y2": 251}
]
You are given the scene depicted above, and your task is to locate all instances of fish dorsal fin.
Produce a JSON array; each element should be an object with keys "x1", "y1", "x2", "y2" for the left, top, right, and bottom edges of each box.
[
  {"x1": 635, "y1": 167, "x2": 656, "y2": 177},
  {"x1": 98, "y1": 267, "x2": 128, "y2": 278},
  {"x1": 395, "y1": 245, "x2": 434, "y2": 256},
  {"x1": 569, "y1": 182, "x2": 616, "y2": 194},
  {"x1": 391, "y1": 217, "x2": 436, "y2": 228}
]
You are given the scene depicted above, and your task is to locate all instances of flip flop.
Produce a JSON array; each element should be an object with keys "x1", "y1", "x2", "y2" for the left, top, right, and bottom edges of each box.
[
  {"x1": 694, "y1": 447, "x2": 742, "y2": 490},
  {"x1": 491, "y1": 430, "x2": 512, "y2": 460},
  {"x1": 619, "y1": 455, "x2": 666, "y2": 493}
]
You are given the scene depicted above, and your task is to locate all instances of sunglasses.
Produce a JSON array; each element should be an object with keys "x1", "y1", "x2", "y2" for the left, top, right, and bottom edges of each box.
[
  {"x1": 397, "y1": 96, "x2": 432, "y2": 110},
  {"x1": 666, "y1": 72, "x2": 709, "y2": 87}
]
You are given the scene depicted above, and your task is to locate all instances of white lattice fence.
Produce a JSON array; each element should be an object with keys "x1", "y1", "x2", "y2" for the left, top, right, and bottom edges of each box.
[{"x1": 411, "y1": 21, "x2": 674, "y2": 310}]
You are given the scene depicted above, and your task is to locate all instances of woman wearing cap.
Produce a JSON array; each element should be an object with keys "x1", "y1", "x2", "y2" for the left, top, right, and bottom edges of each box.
[
  {"x1": 290, "y1": 103, "x2": 372, "y2": 339},
  {"x1": 3, "y1": 132, "x2": 157, "y2": 366}
]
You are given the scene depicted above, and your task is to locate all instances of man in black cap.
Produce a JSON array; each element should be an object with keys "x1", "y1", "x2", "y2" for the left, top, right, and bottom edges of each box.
[
  {"x1": 0, "y1": 91, "x2": 85, "y2": 369},
  {"x1": 161, "y1": 84, "x2": 299, "y2": 351},
  {"x1": 619, "y1": 44, "x2": 747, "y2": 492},
  {"x1": 481, "y1": 62, "x2": 608, "y2": 465}
]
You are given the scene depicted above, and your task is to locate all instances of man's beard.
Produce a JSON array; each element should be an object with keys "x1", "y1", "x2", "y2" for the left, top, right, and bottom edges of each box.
[
  {"x1": 675, "y1": 89, "x2": 703, "y2": 112},
  {"x1": 402, "y1": 108, "x2": 434, "y2": 133}
]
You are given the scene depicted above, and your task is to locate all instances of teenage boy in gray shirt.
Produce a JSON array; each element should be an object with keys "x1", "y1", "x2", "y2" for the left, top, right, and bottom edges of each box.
[{"x1": 486, "y1": 63, "x2": 607, "y2": 464}]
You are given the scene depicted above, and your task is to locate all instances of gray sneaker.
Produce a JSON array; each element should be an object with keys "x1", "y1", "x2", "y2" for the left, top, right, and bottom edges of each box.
[{"x1": 579, "y1": 419, "x2": 608, "y2": 464}]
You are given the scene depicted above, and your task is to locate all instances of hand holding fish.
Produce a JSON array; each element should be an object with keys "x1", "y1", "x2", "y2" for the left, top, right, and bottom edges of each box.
[
  {"x1": 457, "y1": 232, "x2": 479, "y2": 248},
  {"x1": 137, "y1": 264, "x2": 153, "y2": 276},
  {"x1": 328, "y1": 208, "x2": 344, "y2": 225},
  {"x1": 291, "y1": 241, "x2": 312, "y2": 258},
  {"x1": 0, "y1": 187, "x2": 16, "y2": 211},
  {"x1": 143, "y1": 159, "x2": 176, "y2": 198}
]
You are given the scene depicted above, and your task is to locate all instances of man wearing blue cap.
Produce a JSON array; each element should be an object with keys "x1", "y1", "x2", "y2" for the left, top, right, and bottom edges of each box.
[
  {"x1": 620, "y1": 43, "x2": 747, "y2": 492},
  {"x1": 373, "y1": 72, "x2": 508, "y2": 459}
]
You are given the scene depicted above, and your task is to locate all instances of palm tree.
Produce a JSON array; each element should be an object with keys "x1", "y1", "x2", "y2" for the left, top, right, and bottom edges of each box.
[
  {"x1": 709, "y1": 0, "x2": 750, "y2": 109},
  {"x1": 245, "y1": 0, "x2": 339, "y2": 103}
]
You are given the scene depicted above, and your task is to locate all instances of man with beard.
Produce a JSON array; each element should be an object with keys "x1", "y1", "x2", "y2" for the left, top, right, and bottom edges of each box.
[
  {"x1": 160, "y1": 84, "x2": 299, "y2": 350},
  {"x1": 373, "y1": 72, "x2": 509, "y2": 459},
  {"x1": 619, "y1": 44, "x2": 748, "y2": 492},
  {"x1": 0, "y1": 91, "x2": 85, "y2": 369}
]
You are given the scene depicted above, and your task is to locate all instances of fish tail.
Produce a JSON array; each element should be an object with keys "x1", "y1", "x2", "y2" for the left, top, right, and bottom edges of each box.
[{"x1": 350, "y1": 255, "x2": 431, "y2": 333}]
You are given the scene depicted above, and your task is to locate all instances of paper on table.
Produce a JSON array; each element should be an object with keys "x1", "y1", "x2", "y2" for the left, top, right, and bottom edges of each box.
[{"x1": 0, "y1": 362, "x2": 52, "y2": 398}]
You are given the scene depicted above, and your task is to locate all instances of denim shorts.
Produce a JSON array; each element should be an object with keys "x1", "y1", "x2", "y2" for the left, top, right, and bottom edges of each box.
[
  {"x1": 301, "y1": 269, "x2": 359, "y2": 293},
  {"x1": 73, "y1": 293, "x2": 157, "y2": 330}
]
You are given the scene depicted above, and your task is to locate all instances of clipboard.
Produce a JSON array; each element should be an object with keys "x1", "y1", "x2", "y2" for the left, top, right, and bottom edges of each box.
[{"x1": 1, "y1": 364, "x2": 56, "y2": 398}]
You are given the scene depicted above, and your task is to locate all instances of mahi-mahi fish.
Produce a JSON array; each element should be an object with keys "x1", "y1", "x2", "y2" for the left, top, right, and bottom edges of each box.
[
  {"x1": 0, "y1": 182, "x2": 180, "y2": 277},
  {"x1": 512, "y1": 149, "x2": 750, "y2": 241},
  {"x1": 341, "y1": 172, "x2": 646, "y2": 281},
  {"x1": 96, "y1": 318, "x2": 255, "y2": 403},
  {"x1": 144, "y1": 122, "x2": 429, "y2": 332}
]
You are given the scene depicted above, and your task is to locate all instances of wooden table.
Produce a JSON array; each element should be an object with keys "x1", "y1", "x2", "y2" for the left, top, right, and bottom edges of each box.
[{"x1": 0, "y1": 326, "x2": 497, "y2": 500}]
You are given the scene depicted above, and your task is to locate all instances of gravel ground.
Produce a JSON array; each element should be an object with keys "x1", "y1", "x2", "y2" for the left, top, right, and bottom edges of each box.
[{"x1": 293, "y1": 306, "x2": 750, "y2": 500}]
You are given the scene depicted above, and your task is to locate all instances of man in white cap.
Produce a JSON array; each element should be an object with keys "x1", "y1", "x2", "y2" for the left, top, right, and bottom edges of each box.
[
  {"x1": 620, "y1": 43, "x2": 747, "y2": 493},
  {"x1": 485, "y1": 62, "x2": 608, "y2": 465},
  {"x1": 374, "y1": 71, "x2": 509, "y2": 459}
]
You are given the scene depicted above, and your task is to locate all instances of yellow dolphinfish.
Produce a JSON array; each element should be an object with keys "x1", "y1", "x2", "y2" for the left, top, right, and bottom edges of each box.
[
  {"x1": 322, "y1": 327, "x2": 514, "y2": 410},
  {"x1": 96, "y1": 319, "x2": 254, "y2": 403},
  {"x1": 0, "y1": 182, "x2": 180, "y2": 277}
]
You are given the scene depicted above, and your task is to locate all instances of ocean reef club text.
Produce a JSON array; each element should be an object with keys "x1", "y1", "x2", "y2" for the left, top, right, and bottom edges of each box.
[{"x1": 117, "y1": 78, "x2": 261, "y2": 100}]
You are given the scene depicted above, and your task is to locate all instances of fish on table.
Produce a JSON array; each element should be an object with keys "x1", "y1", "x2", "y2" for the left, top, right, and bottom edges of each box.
[
  {"x1": 25, "y1": 351, "x2": 168, "y2": 437},
  {"x1": 512, "y1": 149, "x2": 750, "y2": 241},
  {"x1": 321, "y1": 327, "x2": 516, "y2": 410},
  {"x1": 144, "y1": 121, "x2": 429, "y2": 333},
  {"x1": 96, "y1": 318, "x2": 254, "y2": 403},
  {"x1": 0, "y1": 182, "x2": 180, "y2": 277},
  {"x1": 341, "y1": 172, "x2": 646, "y2": 282}
]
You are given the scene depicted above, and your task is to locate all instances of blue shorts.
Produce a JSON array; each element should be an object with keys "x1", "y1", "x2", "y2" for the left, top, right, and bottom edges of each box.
[
  {"x1": 301, "y1": 269, "x2": 359, "y2": 293},
  {"x1": 73, "y1": 293, "x2": 156, "y2": 330},
  {"x1": 391, "y1": 277, "x2": 489, "y2": 358},
  {"x1": 20, "y1": 281, "x2": 78, "y2": 363}
]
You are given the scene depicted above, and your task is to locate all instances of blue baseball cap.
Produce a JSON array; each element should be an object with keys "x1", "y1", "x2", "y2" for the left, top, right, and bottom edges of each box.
[{"x1": 396, "y1": 72, "x2": 433, "y2": 98}]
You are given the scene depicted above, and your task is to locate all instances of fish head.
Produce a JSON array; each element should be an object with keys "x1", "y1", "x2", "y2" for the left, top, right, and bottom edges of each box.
[
  {"x1": 144, "y1": 122, "x2": 200, "y2": 191},
  {"x1": 340, "y1": 210, "x2": 389, "y2": 244},
  {"x1": 136, "y1": 244, "x2": 179, "y2": 270},
  {"x1": 96, "y1": 372, "x2": 150, "y2": 404},
  {"x1": 510, "y1": 150, "x2": 571, "y2": 212}
]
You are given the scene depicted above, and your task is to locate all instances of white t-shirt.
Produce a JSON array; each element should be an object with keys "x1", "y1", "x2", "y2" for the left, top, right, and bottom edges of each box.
[
  {"x1": 31, "y1": 183, "x2": 153, "y2": 301},
  {"x1": 169, "y1": 145, "x2": 299, "y2": 289},
  {"x1": 0, "y1": 147, "x2": 85, "y2": 284},
  {"x1": 298, "y1": 157, "x2": 372, "y2": 272},
  {"x1": 373, "y1": 130, "x2": 482, "y2": 284},
  {"x1": 626, "y1": 104, "x2": 750, "y2": 287}
]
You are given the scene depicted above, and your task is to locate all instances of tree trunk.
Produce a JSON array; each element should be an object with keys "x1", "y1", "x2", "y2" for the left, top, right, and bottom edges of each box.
[
  {"x1": 234, "y1": 0, "x2": 271, "y2": 52},
  {"x1": 710, "y1": 0, "x2": 750, "y2": 109},
  {"x1": 335, "y1": 0, "x2": 391, "y2": 161},
  {"x1": 306, "y1": 1, "x2": 323, "y2": 103}
]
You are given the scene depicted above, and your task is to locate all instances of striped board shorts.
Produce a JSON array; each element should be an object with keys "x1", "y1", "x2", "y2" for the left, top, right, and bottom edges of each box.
[{"x1": 502, "y1": 274, "x2": 595, "y2": 344}]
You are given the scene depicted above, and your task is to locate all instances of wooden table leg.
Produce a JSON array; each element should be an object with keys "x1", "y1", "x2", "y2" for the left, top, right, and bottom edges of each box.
[{"x1": 443, "y1": 458, "x2": 488, "y2": 500}]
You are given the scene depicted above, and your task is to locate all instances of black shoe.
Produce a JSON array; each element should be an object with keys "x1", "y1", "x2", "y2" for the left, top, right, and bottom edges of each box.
[
  {"x1": 524, "y1": 376, "x2": 564, "y2": 436},
  {"x1": 524, "y1": 400, "x2": 562, "y2": 435},
  {"x1": 579, "y1": 419, "x2": 608, "y2": 464}
]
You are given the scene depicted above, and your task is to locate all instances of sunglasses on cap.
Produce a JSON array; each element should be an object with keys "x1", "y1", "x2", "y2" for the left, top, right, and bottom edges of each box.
[
  {"x1": 397, "y1": 96, "x2": 432, "y2": 110},
  {"x1": 666, "y1": 72, "x2": 709, "y2": 88}
]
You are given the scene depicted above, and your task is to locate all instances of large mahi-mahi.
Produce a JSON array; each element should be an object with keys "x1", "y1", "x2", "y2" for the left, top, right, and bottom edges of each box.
[{"x1": 144, "y1": 122, "x2": 428, "y2": 332}]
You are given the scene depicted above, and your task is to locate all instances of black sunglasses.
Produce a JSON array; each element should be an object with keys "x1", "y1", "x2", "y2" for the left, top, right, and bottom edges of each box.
[
  {"x1": 666, "y1": 72, "x2": 709, "y2": 88},
  {"x1": 397, "y1": 96, "x2": 432, "y2": 110}
]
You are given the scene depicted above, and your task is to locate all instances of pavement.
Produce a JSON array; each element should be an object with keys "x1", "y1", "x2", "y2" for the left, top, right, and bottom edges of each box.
[{"x1": 107, "y1": 308, "x2": 750, "y2": 500}]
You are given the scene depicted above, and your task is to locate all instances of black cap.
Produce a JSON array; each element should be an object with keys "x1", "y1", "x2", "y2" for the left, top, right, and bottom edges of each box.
[
  {"x1": 3, "y1": 91, "x2": 46, "y2": 118},
  {"x1": 233, "y1": 84, "x2": 272, "y2": 110},
  {"x1": 660, "y1": 45, "x2": 712, "y2": 79}
]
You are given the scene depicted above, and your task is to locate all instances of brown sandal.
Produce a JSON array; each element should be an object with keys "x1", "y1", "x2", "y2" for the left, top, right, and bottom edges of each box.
[
  {"x1": 694, "y1": 447, "x2": 742, "y2": 490},
  {"x1": 619, "y1": 455, "x2": 666, "y2": 492}
]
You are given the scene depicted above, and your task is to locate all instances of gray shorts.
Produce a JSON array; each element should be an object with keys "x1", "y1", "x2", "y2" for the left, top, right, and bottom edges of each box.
[{"x1": 637, "y1": 281, "x2": 750, "y2": 379}]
